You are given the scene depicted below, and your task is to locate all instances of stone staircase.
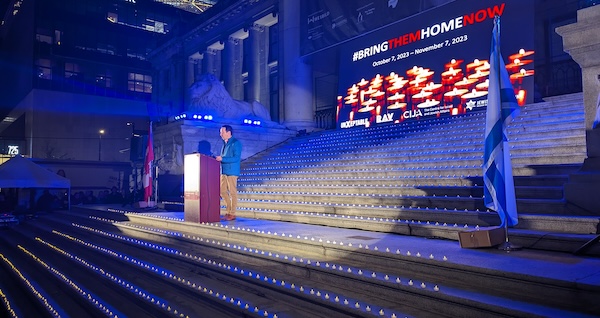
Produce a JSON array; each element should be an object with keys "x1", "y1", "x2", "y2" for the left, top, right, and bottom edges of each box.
[
  {"x1": 2, "y1": 93, "x2": 600, "y2": 318},
  {"x1": 235, "y1": 92, "x2": 600, "y2": 255},
  {"x1": 2, "y1": 206, "x2": 599, "y2": 318}
]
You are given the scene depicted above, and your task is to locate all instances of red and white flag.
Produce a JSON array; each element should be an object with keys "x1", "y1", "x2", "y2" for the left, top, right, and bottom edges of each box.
[{"x1": 143, "y1": 122, "x2": 154, "y2": 203}]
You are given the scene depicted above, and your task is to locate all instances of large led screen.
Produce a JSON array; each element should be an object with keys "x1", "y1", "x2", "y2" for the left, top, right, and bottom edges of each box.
[{"x1": 336, "y1": 0, "x2": 534, "y2": 129}]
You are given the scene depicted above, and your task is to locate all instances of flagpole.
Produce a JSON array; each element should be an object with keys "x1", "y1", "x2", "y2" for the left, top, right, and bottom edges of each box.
[
  {"x1": 154, "y1": 164, "x2": 158, "y2": 208},
  {"x1": 498, "y1": 219, "x2": 521, "y2": 251}
]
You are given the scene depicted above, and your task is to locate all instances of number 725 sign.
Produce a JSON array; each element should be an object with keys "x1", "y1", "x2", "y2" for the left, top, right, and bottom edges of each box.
[{"x1": 7, "y1": 145, "x2": 19, "y2": 155}]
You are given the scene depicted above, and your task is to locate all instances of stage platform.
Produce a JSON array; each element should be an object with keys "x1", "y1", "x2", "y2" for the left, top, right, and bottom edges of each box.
[
  {"x1": 63, "y1": 203, "x2": 600, "y2": 318},
  {"x1": 87, "y1": 204, "x2": 600, "y2": 287}
]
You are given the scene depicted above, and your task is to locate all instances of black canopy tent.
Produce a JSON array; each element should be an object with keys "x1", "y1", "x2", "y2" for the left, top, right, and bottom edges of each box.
[{"x1": 0, "y1": 155, "x2": 71, "y2": 210}]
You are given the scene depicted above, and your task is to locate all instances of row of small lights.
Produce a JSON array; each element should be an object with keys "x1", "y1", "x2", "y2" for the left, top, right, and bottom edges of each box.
[
  {"x1": 242, "y1": 168, "x2": 482, "y2": 176},
  {"x1": 236, "y1": 206, "x2": 485, "y2": 225},
  {"x1": 173, "y1": 113, "x2": 213, "y2": 121},
  {"x1": 339, "y1": 114, "x2": 547, "y2": 150},
  {"x1": 43, "y1": 233, "x2": 188, "y2": 318},
  {"x1": 258, "y1": 202, "x2": 480, "y2": 214},
  {"x1": 240, "y1": 182, "x2": 476, "y2": 189},
  {"x1": 236, "y1": 190, "x2": 471, "y2": 198},
  {"x1": 62, "y1": 226, "x2": 282, "y2": 318},
  {"x1": 243, "y1": 119, "x2": 262, "y2": 126},
  {"x1": 269, "y1": 133, "x2": 523, "y2": 159},
  {"x1": 0, "y1": 284, "x2": 19, "y2": 318},
  {"x1": 75, "y1": 221, "x2": 428, "y2": 317},
  {"x1": 254, "y1": 156, "x2": 484, "y2": 169},
  {"x1": 293, "y1": 131, "x2": 485, "y2": 150},
  {"x1": 290, "y1": 118, "x2": 482, "y2": 145},
  {"x1": 245, "y1": 157, "x2": 484, "y2": 169},
  {"x1": 271, "y1": 137, "x2": 486, "y2": 156},
  {"x1": 0, "y1": 253, "x2": 61, "y2": 317},
  {"x1": 242, "y1": 169, "x2": 482, "y2": 178},
  {"x1": 18, "y1": 243, "x2": 122, "y2": 317},
  {"x1": 238, "y1": 182, "x2": 477, "y2": 190},
  {"x1": 171, "y1": 113, "x2": 262, "y2": 126},
  {"x1": 258, "y1": 156, "x2": 482, "y2": 169},
  {"x1": 112, "y1": 205, "x2": 485, "y2": 249},
  {"x1": 114, "y1": 211, "x2": 453, "y2": 263},
  {"x1": 107, "y1": 207, "x2": 485, "y2": 228},
  {"x1": 119, "y1": 217, "x2": 450, "y2": 262},
  {"x1": 255, "y1": 149, "x2": 485, "y2": 162},
  {"x1": 316, "y1": 112, "x2": 479, "y2": 140},
  {"x1": 240, "y1": 173, "x2": 482, "y2": 181},
  {"x1": 248, "y1": 152, "x2": 482, "y2": 167},
  {"x1": 270, "y1": 134, "x2": 483, "y2": 155},
  {"x1": 275, "y1": 119, "x2": 533, "y2": 160},
  {"x1": 238, "y1": 190, "x2": 478, "y2": 199},
  {"x1": 239, "y1": 174, "x2": 477, "y2": 182}
]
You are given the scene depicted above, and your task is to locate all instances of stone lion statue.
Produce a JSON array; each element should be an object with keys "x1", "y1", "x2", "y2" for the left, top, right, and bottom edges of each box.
[{"x1": 188, "y1": 73, "x2": 271, "y2": 123}]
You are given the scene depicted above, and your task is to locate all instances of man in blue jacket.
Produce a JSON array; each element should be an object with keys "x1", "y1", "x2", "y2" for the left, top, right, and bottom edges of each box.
[{"x1": 216, "y1": 125, "x2": 242, "y2": 221}]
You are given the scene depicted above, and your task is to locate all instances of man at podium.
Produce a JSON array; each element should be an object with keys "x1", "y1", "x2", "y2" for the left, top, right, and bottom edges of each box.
[{"x1": 216, "y1": 125, "x2": 242, "y2": 221}]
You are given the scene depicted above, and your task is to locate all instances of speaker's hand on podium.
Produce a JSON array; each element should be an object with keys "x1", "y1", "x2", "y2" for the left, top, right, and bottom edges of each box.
[{"x1": 215, "y1": 156, "x2": 222, "y2": 162}]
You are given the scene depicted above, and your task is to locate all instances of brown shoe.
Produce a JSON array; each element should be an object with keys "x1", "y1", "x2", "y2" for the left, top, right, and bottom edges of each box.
[{"x1": 225, "y1": 214, "x2": 236, "y2": 221}]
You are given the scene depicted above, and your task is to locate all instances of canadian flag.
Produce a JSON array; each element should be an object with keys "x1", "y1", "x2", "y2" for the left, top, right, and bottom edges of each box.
[{"x1": 143, "y1": 122, "x2": 154, "y2": 203}]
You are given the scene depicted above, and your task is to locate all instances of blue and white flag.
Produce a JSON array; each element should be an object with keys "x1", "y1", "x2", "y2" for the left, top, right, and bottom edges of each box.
[{"x1": 483, "y1": 16, "x2": 520, "y2": 227}]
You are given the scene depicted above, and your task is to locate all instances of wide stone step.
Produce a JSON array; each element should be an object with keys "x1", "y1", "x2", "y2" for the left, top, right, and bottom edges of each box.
[
  {"x1": 275, "y1": 115, "x2": 582, "y2": 155},
  {"x1": 117, "y1": 210, "x2": 600, "y2": 317},
  {"x1": 244, "y1": 148, "x2": 585, "y2": 174},
  {"x1": 289, "y1": 115, "x2": 582, "y2": 144},
  {"x1": 237, "y1": 193, "x2": 572, "y2": 215},
  {"x1": 226, "y1": 201, "x2": 600, "y2": 239},
  {"x1": 238, "y1": 185, "x2": 563, "y2": 200},
  {"x1": 247, "y1": 135, "x2": 584, "y2": 169},
  {"x1": 257, "y1": 135, "x2": 585, "y2": 163},
  {"x1": 241, "y1": 160, "x2": 583, "y2": 180},
  {"x1": 239, "y1": 175, "x2": 570, "y2": 188}
]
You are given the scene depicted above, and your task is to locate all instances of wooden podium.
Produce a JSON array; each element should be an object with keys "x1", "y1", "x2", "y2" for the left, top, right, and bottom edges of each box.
[{"x1": 183, "y1": 153, "x2": 220, "y2": 223}]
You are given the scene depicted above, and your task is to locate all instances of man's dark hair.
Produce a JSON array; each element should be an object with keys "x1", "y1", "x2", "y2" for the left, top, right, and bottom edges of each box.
[{"x1": 222, "y1": 125, "x2": 233, "y2": 134}]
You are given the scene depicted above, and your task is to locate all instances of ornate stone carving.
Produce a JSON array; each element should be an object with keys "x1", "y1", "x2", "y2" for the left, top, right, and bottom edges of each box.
[{"x1": 187, "y1": 73, "x2": 277, "y2": 126}]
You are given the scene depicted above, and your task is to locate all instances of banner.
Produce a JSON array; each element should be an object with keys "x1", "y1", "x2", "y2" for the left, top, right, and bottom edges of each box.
[{"x1": 335, "y1": 0, "x2": 534, "y2": 130}]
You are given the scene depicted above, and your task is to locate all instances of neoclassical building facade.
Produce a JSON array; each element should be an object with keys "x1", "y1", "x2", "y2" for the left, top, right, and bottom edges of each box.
[{"x1": 148, "y1": 0, "x2": 315, "y2": 132}]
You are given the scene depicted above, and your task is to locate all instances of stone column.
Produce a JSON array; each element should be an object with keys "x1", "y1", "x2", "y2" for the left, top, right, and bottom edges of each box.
[
  {"x1": 224, "y1": 30, "x2": 247, "y2": 100},
  {"x1": 247, "y1": 24, "x2": 264, "y2": 103},
  {"x1": 280, "y1": 0, "x2": 315, "y2": 131},
  {"x1": 202, "y1": 41, "x2": 224, "y2": 79},
  {"x1": 194, "y1": 59, "x2": 203, "y2": 82},
  {"x1": 189, "y1": 52, "x2": 203, "y2": 83},
  {"x1": 202, "y1": 49, "x2": 215, "y2": 75},
  {"x1": 556, "y1": 5, "x2": 600, "y2": 214},
  {"x1": 186, "y1": 59, "x2": 196, "y2": 88}
]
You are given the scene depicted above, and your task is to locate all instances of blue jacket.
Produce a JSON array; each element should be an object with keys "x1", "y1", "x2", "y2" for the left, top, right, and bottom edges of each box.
[{"x1": 220, "y1": 136, "x2": 242, "y2": 176}]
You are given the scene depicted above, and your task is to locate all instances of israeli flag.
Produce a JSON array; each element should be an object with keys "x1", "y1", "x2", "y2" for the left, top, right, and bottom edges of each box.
[{"x1": 483, "y1": 16, "x2": 520, "y2": 227}]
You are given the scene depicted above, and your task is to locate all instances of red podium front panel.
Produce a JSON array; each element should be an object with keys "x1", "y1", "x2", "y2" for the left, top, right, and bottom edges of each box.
[{"x1": 184, "y1": 153, "x2": 220, "y2": 223}]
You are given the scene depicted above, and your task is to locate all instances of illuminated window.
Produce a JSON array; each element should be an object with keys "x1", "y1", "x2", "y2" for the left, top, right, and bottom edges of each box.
[
  {"x1": 36, "y1": 28, "x2": 52, "y2": 44},
  {"x1": 97, "y1": 43, "x2": 116, "y2": 55},
  {"x1": 96, "y1": 74, "x2": 112, "y2": 88},
  {"x1": 36, "y1": 59, "x2": 52, "y2": 79},
  {"x1": 126, "y1": 47, "x2": 146, "y2": 60},
  {"x1": 128, "y1": 73, "x2": 152, "y2": 93},
  {"x1": 65, "y1": 63, "x2": 81, "y2": 79},
  {"x1": 54, "y1": 30, "x2": 62, "y2": 45},
  {"x1": 107, "y1": 10, "x2": 168, "y2": 34}
]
